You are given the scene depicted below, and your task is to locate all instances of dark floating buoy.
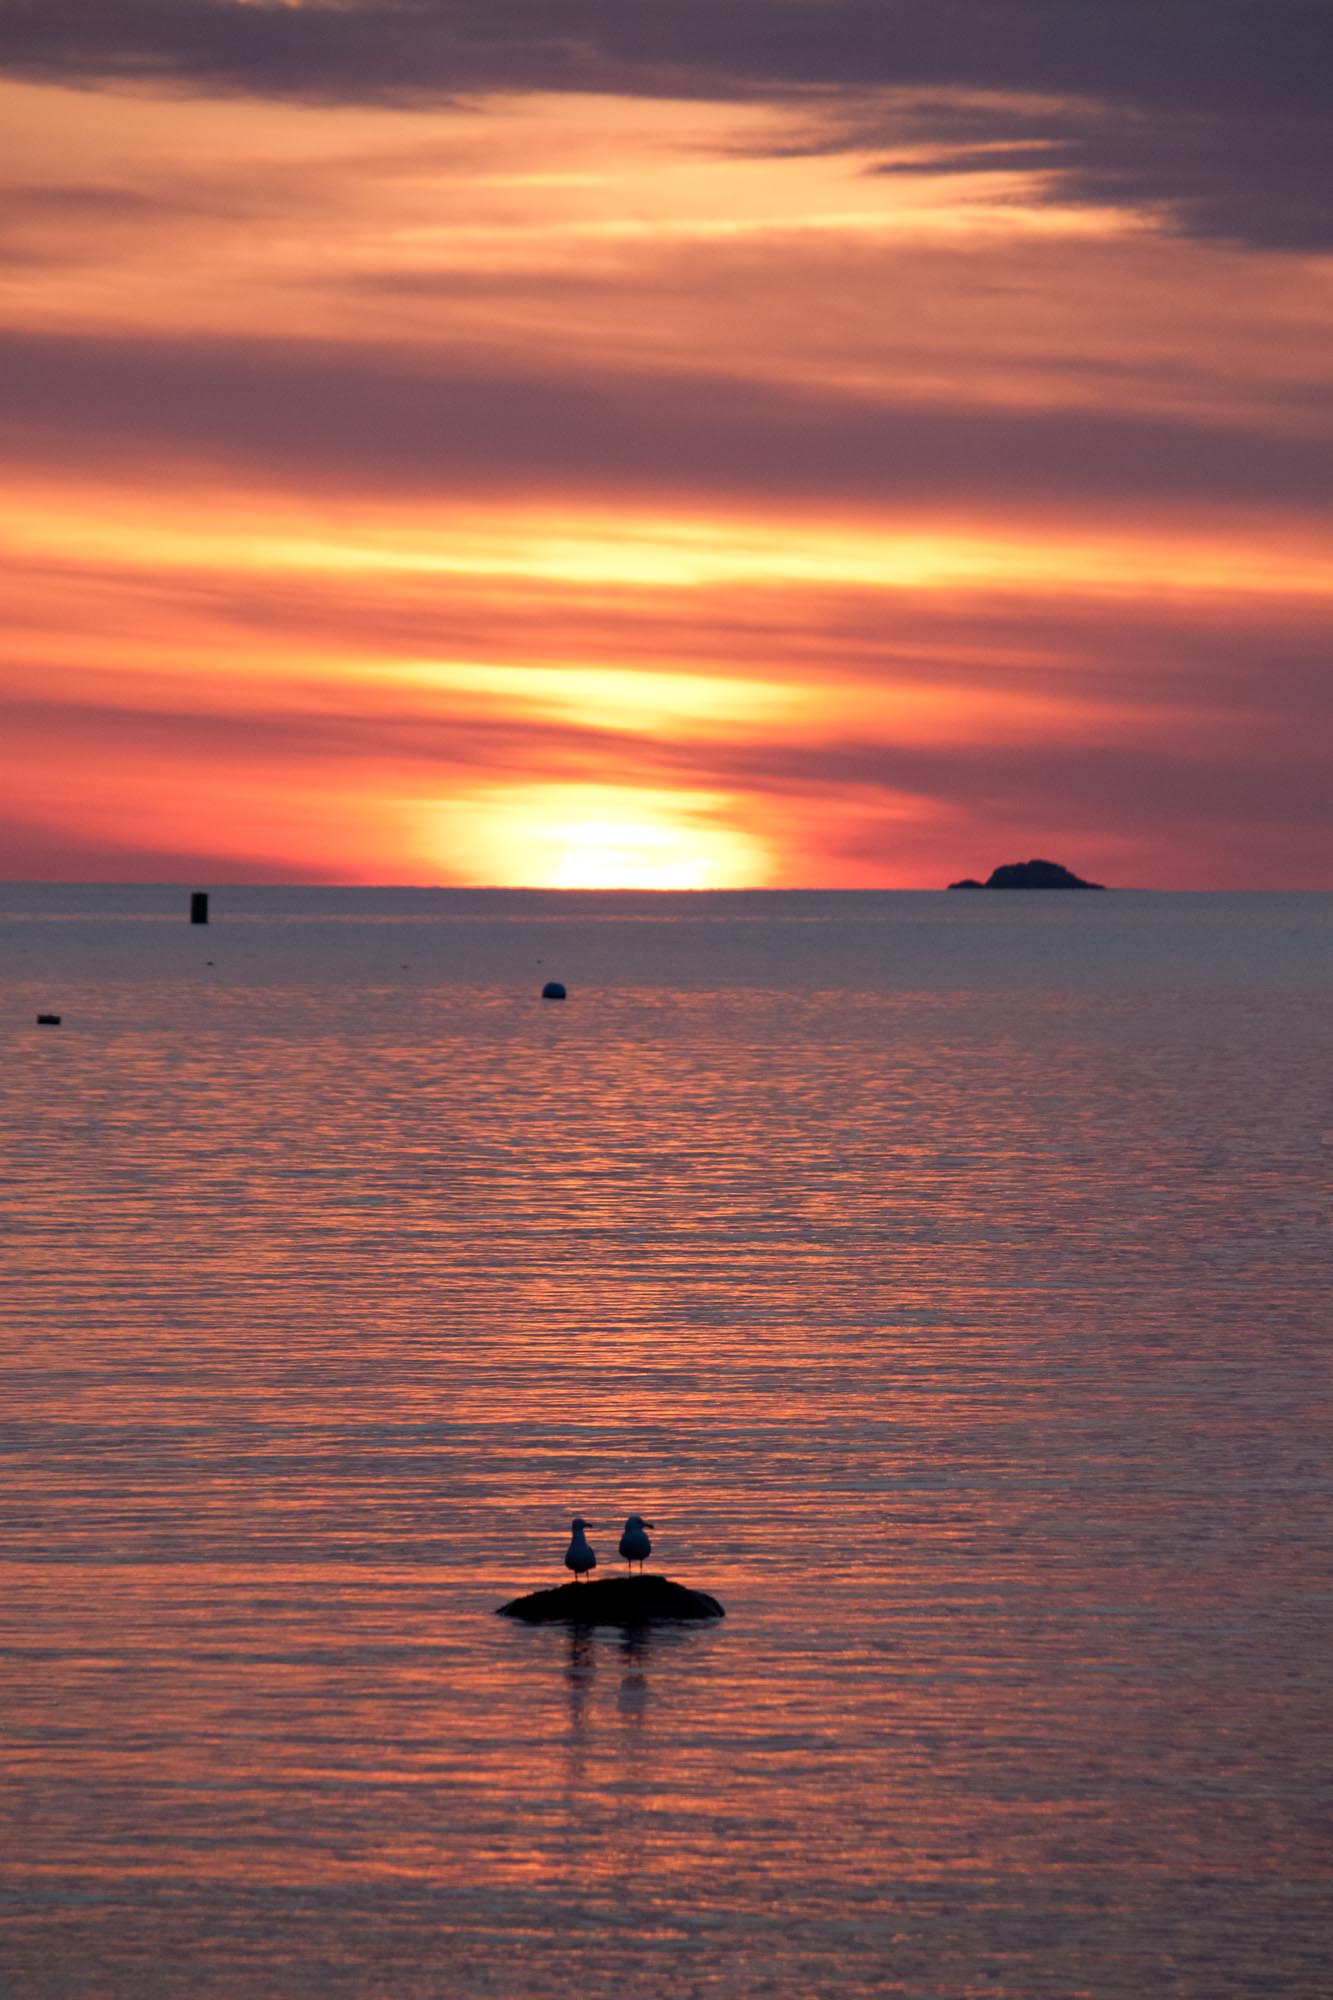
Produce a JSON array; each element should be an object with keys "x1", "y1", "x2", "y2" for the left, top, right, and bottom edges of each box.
[
  {"x1": 189, "y1": 891, "x2": 209, "y2": 925},
  {"x1": 36, "y1": 1013, "x2": 61, "y2": 1026},
  {"x1": 498, "y1": 1574, "x2": 725, "y2": 1626},
  {"x1": 540, "y1": 980, "x2": 567, "y2": 1001}
]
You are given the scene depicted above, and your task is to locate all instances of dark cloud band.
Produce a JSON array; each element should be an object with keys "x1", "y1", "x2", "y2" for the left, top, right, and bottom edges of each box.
[
  {"x1": 1, "y1": 1, "x2": 1328, "y2": 114},
  {"x1": 2, "y1": 1, "x2": 1330, "y2": 250},
  {"x1": 4, "y1": 327, "x2": 1330, "y2": 516}
]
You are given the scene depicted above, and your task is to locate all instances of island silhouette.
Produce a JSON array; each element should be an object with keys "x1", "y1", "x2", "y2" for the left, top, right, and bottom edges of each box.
[{"x1": 948, "y1": 858, "x2": 1105, "y2": 890}]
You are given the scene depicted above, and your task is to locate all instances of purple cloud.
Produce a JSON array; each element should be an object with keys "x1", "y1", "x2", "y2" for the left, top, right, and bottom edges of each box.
[
  {"x1": 1, "y1": 2, "x2": 1329, "y2": 250},
  {"x1": 3, "y1": 327, "x2": 1330, "y2": 514}
]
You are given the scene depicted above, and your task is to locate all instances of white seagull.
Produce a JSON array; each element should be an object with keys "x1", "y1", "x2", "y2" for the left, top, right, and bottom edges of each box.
[
  {"x1": 564, "y1": 1517, "x2": 597, "y2": 1583},
  {"x1": 618, "y1": 1514, "x2": 654, "y2": 1573}
]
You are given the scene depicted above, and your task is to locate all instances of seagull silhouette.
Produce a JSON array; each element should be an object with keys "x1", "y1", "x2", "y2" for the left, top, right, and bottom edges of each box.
[
  {"x1": 564, "y1": 1517, "x2": 596, "y2": 1583},
  {"x1": 618, "y1": 1514, "x2": 654, "y2": 1573}
]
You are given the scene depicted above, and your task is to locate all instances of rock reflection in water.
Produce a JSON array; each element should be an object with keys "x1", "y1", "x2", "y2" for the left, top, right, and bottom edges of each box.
[{"x1": 615, "y1": 1627, "x2": 651, "y2": 1726}]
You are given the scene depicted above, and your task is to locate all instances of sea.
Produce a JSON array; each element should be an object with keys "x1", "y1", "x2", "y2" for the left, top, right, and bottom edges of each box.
[{"x1": 1, "y1": 886, "x2": 1329, "y2": 1999}]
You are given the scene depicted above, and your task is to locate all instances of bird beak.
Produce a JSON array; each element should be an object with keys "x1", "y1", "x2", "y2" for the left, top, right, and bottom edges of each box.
[{"x1": 644, "y1": 1522, "x2": 655, "y2": 1529}]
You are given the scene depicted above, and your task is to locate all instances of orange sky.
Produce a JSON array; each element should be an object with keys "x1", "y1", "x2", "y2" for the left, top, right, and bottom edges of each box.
[{"x1": 2, "y1": 7, "x2": 1331, "y2": 887}]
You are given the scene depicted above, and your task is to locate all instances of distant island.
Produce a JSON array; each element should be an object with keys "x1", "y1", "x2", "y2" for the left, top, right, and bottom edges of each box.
[{"x1": 948, "y1": 858, "x2": 1106, "y2": 891}]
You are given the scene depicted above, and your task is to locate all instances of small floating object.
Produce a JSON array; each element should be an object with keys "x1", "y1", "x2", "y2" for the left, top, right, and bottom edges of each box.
[
  {"x1": 498, "y1": 1574, "x2": 725, "y2": 1626},
  {"x1": 541, "y1": 980, "x2": 567, "y2": 1000},
  {"x1": 36, "y1": 1013, "x2": 61, "y2": 1026},
  {"x1": 189, "y1": 891, "x2": 209, "y2": 925}
]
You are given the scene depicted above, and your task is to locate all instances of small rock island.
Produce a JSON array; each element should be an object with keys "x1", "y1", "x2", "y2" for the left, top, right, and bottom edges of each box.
[
  {"x1": 498, "y1": 1575, "x2": 725, "y2": 1626},
  {"x1": 948, "y1": 858, "x2": 1105, "y2": 890}
]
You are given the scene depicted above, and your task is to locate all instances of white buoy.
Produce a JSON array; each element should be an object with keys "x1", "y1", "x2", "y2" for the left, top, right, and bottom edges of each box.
[
  {"x1": 564, "y1": 1517, "x2": 596, "y2": 1582},
  {"x1": 618, "y1": 1514, "x2": 653, "y2": 1572}
]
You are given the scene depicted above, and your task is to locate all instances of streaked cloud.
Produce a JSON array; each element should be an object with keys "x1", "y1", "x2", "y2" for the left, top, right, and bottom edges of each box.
[
  {"x1": 2, "y1": 0, "x2": 1329, "y2": 252},
  {"x1": 0, "y1": 10, "x2": 1329, "y2": 887}
]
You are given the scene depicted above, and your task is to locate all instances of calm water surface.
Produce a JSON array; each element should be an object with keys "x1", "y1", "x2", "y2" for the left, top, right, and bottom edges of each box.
[{"x1": 1, "y1": 890, "x2": 1329, "y2": 1997}]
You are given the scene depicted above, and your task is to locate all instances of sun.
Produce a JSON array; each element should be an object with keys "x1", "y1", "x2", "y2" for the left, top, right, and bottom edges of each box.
[
  {"x1": 424, "y1": 785, "x2": 768, "y2": 889},
  {"x1": 547, "y1": 815, "x2": 722, "y2": 890}
]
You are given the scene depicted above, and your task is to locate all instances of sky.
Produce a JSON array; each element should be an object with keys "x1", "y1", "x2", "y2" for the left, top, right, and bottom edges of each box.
[{"x1": 2, "y1": 1, "x2": 1331, "y2": 888}]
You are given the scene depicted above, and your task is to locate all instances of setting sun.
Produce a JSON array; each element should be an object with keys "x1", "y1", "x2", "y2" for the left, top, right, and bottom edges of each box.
[{"x1": 423, "y1": 785, "x2": 769, "y2": 888}]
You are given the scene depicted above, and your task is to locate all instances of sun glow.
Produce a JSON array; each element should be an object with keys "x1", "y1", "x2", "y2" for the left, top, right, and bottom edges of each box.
[
  {"x1": 424, "y1": 786, "x2": 770, "y2": 889},
  {"x1": 3, "y1": 62, "x2": 1329, "y2": 893},
  {"x1": 8, "y1": 480, "x2": 1333, "y2": 608}
]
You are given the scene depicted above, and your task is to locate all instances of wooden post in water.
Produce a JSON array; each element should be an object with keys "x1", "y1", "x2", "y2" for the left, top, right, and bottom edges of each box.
[{"x1": 190, "y1": 891, "x2": 209, "y2": 925}]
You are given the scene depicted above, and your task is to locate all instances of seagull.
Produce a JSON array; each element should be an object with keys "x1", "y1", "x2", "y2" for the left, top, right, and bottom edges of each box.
[
  {"x1": 564, "y1": 1517, "x2": 597, "y2": 1583},
  {"x1": 618, "y1": 1514, "x2": 654, "y2": 1573}
]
